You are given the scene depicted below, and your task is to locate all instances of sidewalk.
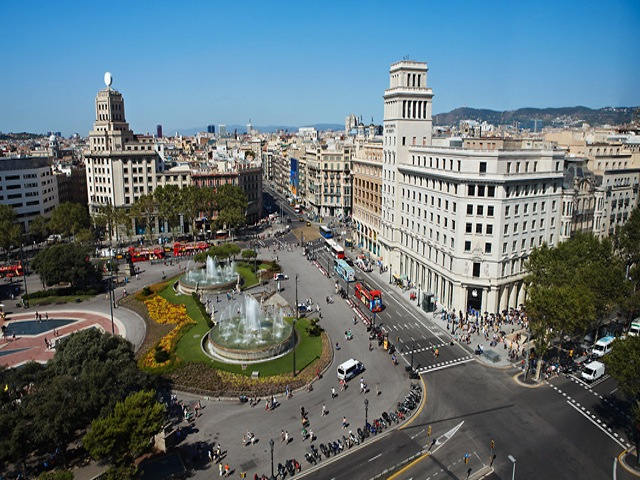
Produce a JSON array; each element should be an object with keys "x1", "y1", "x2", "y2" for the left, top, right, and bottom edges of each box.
[{"x1": 346, "y1": 243, "x2": 522, "y2": 369}]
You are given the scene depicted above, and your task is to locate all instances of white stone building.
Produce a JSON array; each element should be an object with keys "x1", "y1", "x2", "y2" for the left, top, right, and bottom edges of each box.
[
  {"x1": 380, "y1": 61, "x2": 567, "y2": 313},
  {"x1": 0, "y1": 156, "x2": 59, "y2": 231}
]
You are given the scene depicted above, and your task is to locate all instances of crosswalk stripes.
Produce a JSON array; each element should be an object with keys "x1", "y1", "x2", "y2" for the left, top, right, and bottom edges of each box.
[
  {"x1": 415, "y1": 355, "x2": 474, "y2": 374},
  {"x1": 401, "y1": 341, "x2": 450, "y2": 355}
]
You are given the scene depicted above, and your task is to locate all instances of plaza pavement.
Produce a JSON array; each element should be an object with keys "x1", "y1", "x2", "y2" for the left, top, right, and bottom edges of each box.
[{"x1": 172, "y1": 240, "x2": 414, "y2": 479}]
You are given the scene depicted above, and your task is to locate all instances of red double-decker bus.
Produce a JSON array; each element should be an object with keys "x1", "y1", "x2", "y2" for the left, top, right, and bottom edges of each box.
[
  {"x1": 127, "y1": 246, "x2": 165, "y2": 263},
  {"x1": 354, "y1": 282, "x2": 383, "y2": 312},
  {"x1": 173, "y1": 241, "x2": 209, "y2": 257},
  {"x1": 0, "y1": 262, "x2": 24, "y2": 278}
]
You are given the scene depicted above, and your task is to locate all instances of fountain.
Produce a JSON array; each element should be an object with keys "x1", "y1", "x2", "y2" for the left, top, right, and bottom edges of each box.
[
  {"x1": 178, "y1": 256, "x2": 238, "y2": 294},
  {"x1": 205, "y1": 293, "x2": 295, "y2": 363}
]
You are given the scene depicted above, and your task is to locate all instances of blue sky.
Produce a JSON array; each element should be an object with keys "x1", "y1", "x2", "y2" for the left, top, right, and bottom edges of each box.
[{"x1": 1, "y1": 0, "x2": 639, "y2": 136}]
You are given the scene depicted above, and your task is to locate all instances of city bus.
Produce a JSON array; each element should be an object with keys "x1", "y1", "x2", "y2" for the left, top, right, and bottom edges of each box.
[
  {"x1": 0, "y1": 262, "x2": 24, "y2": 278},
  {"x1": 334, "y1": 258, "x2": 356, "y2": 282},
  {"x1": 173, "y1": 241, "x2": 209, "y2": 257},
  {"x1": 325, "y1": 238, "x2": 345, "y2": 259},
  {"x1": 319, "y1": 225, "x2": 333, "y2": 238},
  {"x1": 354, "y1": 282, "x2": 383, "y2": 312},
  {"x1": 127, "y1": 246, "x2": 165, "y2": 263}
]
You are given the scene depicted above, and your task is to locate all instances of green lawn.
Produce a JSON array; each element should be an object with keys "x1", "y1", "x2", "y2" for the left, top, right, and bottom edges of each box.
[
  {"x1": 27, "y1": 294, "x2": 93, "y2": 306},
  {"x1": 235, "y1": 263, "x2": 258, "y2": 288},
  {"x1": 159, "y1": 284, "x2": 322, "y2": 377}
]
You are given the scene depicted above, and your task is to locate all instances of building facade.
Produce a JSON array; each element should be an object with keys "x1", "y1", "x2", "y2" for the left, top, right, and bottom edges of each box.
[
  {"x1": 352, "y1": 140, "x2": 383, "y2": 257},
  {"x1": 0, "y1": 156, "x2": 59, "y2": 231},
  {"x1": 380, "y1": 61, "x2": 568, "y2": 314},
  {"x1": 84, "y1": 78, "x2": 161, "y2": 214},
  {"x1": 305, "y1": 144, "x2": 353, "y2": 219}
]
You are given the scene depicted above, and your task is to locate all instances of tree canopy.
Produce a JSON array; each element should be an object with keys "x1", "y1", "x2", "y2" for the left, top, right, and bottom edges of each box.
[
  {"x1": 213, "y1": 183, "x2": 247, "y2": 230},
  {"x1": 0, "y1": 330, "x2": 157, "y2": 471},
  {"x1": 28, "y1": 215, "x2": 50, "y2": 243},
  {"x1": 83, "y1": 390, "x2": 165, "y2": 466},
  {"x1": 0, "y1": 204, "x2": 23, "y2": 252},
  {"x1": 603, "y1": 336, "x2": 640, "y2": 461},
  {"x1": 524, "y1": 232, "x2": 627, "y2": 379},
  {"x1": 48, "y1": 203, "x2": 90, "y2": 238},
  {"x1": 31, "y1": 242, "x2": 102, "y2": 288}
]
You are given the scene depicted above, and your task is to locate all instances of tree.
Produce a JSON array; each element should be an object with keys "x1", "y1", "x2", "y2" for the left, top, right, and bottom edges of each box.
[
  {"x1": 213, "y1": 184, "x2": 248, "y2": 231},
  {"x1": 241, "y1": 249, "x2": 257, "y2": 259},
  {"x1": 48, "y1": 203, "x2": 90, "y2": 238},
  {"x1": 524, "y1": 232, "x2": 625, "y2": 379},
  {"x1": 83, "y1": 390, "x2": 165, "y2": 466},
  {"x1": 603, "y1": 336, "x2": 640, "y2": 464},
  {"x1": 0, "y1": 204, "x2": 23, "y2": 253},
  {"x1": 28, "y1": 215, "x2": 50, "y2": 243},
  {"x1": 525, "y1": 232, "x2": 626, "y2": 331},
  {"x1": 31, "y1": 242, "x2": 101, "y2": 288},
  {"x1": 130, "y1": 194, "x2": 158, "y2": 243},
  {"x1": 177, "y1": 185, "x2": 203, "y2": 237},
  {"x1": 526, "y1": 284, "x2": 595, "y2": 380},
  {"x1": 615, "y1": 207, "x2": 640, "y2": 272},
  {"x1": 153, "y1": 185, "x2": 181, "y2": 238},
  {"x1": 94, "y1": 205, "x2": 120, "y2": 243}
]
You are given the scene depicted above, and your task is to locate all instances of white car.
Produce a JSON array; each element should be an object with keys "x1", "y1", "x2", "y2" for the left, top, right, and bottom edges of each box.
[{"x1": 273, "y1": 273, "x2": 289, "y2": 281}]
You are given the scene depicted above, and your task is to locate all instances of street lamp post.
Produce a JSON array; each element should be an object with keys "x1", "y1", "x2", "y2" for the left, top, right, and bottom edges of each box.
[
  {"x1": 364, "y1": 398, "x2": 369, "y2": 427},
  {"x1": 20, "y1": 244, "x2": 29, "y2": 308},
  {"x1": 269, "y1": 438, "x2": 275, "y2": 480},
  {"x1": 508, "y1": 454, "x2": 516, "y2": 480},
  {"x1": 293, "y1": 274, "x2": 298, "y2": 377}
]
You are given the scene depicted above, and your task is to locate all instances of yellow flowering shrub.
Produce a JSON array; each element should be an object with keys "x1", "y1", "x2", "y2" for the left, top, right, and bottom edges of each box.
[{"x1": 141, "y1": 295, "x2": 195, "y2": 369}]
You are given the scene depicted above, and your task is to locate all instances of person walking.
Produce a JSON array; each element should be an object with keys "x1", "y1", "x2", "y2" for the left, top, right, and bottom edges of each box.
[
  {"x1": 321, "y1": 403, "x2": 327, "y2": 416},
  {"x1": 331, "y1": 387, "x2": 337, "y2": 398},
  {"x1": 224, "y1": 464, "x2": 230, "y2": 476},
  {"x1": 281, "y1": 429, "x2": 285, "y2": 442},
  {"x1": 342, "y1": 416, "x2": 348, "y2": 429},
  {"x1": 218, "y1": 462, "x2": 223, "y2": 477}
]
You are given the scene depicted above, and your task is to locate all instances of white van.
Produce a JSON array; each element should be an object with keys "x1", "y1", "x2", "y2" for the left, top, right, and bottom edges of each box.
[
  {"x1": 582, "y1": 361, "x2": 605, "y2": 382},
  {"x1": 628, "y1": 320, "x2": 640, "y2": 337},
  {"x1": 591, "y1": 336, "x2": 615, "y2": 357},
  {"x1": 337, "y1": 359, "x2": 364, "y2": 381}
]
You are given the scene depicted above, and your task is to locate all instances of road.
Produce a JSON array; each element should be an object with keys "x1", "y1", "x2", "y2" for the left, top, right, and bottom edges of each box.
[{"x1": 264, "y1": 186, "x2": 637, "y2": 479}]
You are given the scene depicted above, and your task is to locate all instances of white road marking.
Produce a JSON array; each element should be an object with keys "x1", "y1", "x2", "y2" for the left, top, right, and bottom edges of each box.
[
  {"x1": 610, "y1": 387, "x2": 618, "y2": 394},
  {"x1": 368, "y1": 453, "x2": 382, "y2": 462},
  {"x1": 566, "y1": 401, "x2": 626, "y2": 449}
]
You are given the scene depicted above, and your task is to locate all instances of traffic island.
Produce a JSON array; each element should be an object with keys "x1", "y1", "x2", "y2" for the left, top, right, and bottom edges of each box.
[{"x1": 619, "y1": 449, "x2": 640, "y2": 477}]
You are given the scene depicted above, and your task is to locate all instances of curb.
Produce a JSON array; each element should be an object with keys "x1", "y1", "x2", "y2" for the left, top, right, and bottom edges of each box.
[
  {"x1": 512, "y1": 372, "x2": 545, "y2": 389},
  {"x1": 618, "y1": 447, "x2": 640, "y2": 478}
]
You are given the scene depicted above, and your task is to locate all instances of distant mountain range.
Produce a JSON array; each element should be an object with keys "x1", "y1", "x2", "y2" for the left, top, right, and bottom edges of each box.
[
  {"x1": 173, "y1": 123, "x2": 344, "y2": 136},
  {"x1": 433, "y1": 106, "x2": 640, "y2": 129}
]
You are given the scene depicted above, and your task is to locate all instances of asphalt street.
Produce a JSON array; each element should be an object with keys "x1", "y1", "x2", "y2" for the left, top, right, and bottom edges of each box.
[{"x1": 265, "y1": 189, "x2": 638, "y2": 479}]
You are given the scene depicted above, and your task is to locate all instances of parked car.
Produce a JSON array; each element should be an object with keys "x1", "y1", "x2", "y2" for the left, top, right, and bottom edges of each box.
[{"x1": 273, "y1": 273, "x2": 289, "y2": 281}]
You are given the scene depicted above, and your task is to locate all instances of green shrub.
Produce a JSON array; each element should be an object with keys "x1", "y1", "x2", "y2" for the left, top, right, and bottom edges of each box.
[
  {"x1": 154, "y1": 346, "x2": 170, "y2": 363},
  {"x1": 306, "y1": 318, "x2": 323, "y2": 337},
  {"x1": 191, "y1": 293, "x2": 212, "y2": 328},
  {"x1": 142, "y1": 286, "x2": 153, "y2": 297}
]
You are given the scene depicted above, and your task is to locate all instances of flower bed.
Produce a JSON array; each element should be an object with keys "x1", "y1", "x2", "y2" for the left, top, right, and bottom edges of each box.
[{"x1": 140, "y1": 295, "x2": 195, "y2": 370}]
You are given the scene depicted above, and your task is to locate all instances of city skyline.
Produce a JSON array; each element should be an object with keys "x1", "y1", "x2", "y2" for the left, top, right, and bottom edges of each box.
[{"x1": 1, "y1": 0, "x2": 639, "y2": 136}]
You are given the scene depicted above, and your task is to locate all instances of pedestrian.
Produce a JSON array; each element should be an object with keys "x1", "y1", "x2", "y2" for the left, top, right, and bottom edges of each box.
[
  {"x1": 219, "y1": 462, "x2": 223, "y2": 477},
  {"x1": 208, "y1": 448, "x2": 213, "y2": 462},
  {"x1": 321, "y1": 403, "x2": 327, "y2": 416},
  {"x1": 224, "y1": 464, "x2": 230, "y2": 476},
  {"x1": 45, "y1": 312, "x2": 48, "y2": 321},
  {"x1": 331, "y1": 387, "x2": 337, "y2": 399},
  {"x1": 44, "y1": 337, "x2": 49, "y2": 349},
  {"x1": 342, "y1": 416, "x2": 348, "y2": 429},
  {"x1": 284, "y1": 430, "x2": 290, "y2": 443},
  {"x1": 281, "y1": 430, "x2": 285, "y2": 442}
]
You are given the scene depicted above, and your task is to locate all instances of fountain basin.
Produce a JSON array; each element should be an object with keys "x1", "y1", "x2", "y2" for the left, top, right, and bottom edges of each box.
[
  {"x1": 203, "y1": 293, "x2": 296, "y2": 364},
  {"x1": 206, "y1": 322, "x2": 295, "y2": 363},
  {"x1": 178, "y1": 256, "x2": 238, "y2": 294}
]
